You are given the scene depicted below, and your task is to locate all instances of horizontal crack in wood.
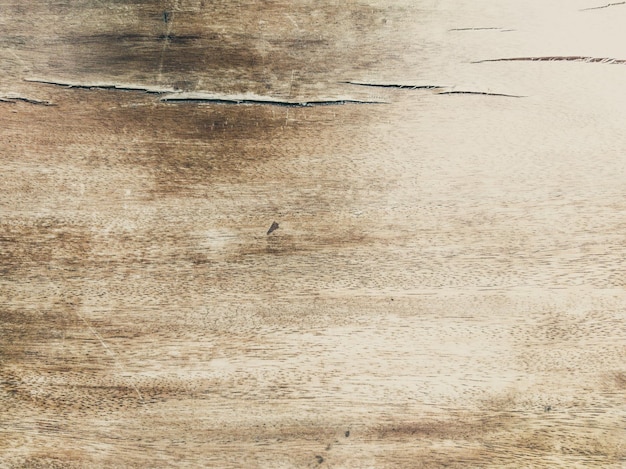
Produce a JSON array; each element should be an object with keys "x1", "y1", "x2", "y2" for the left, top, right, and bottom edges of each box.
[
  {"x1": 26, "y1": 78, "x2": 386, "y2": 106},
  {"x1": 341, "y1": 81, "x2": 444, "y2": 90},
  {"x1": 449, "y1": 27, "x2": 509, "y2": 31},
  {"x1": 437, "y1": 90, "x2": 525, "y2": 98},
  {"x1": 473, "y1": 56, "x2": 626, "y2": 64},
  {"x1": 580, "y1": 1, "x2": 625, "y2": 10},
  {"x1": 0, "y1": 95, "x2": 54, "y2": 105},
  {"x1": 25, "y1": 78, "x2": 176, "y2": 94},
  {"x1": 341, "y1": 81, "x2": 523, "y2": 97},
  {"x1": 159, "y1": 92, "x2": 387, "y2": 107}
]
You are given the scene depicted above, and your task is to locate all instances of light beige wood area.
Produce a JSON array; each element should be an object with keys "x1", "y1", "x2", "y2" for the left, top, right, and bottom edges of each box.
[{"x1": 2, "y1": 1, "x2": 626, "y2": 467}]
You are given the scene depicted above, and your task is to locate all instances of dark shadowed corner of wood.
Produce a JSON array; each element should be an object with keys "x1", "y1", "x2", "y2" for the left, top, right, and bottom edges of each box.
[{"x1": 2, "y1": 1, "x2": 626, "y2": 468}]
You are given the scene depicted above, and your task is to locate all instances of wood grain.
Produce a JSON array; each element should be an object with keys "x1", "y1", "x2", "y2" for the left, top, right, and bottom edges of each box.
[{"x1": 2, "y1": 1, "x2": 626, "y2": 467}]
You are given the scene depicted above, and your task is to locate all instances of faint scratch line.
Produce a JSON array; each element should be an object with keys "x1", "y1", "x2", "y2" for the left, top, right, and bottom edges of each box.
[
  {"x1": 74, "y1": 309, "x2": 144, "y2": 402},
  {"x1": 157, "y1": 12, "x2": 173, "y2": 83},
  {"x1": 288, "y1": 69, "x2": 295, "y2": 97},
  {"x1": 284, "y1": 14, "x2": 301, "y2": 31}
]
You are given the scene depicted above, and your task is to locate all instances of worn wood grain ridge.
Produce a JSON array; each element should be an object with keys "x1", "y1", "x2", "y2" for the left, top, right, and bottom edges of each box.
[{"x1": 1, "y1": 1, "x2": 626, "y2": 467}]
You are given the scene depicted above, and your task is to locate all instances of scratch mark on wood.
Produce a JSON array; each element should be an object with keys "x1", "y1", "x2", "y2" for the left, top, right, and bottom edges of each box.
[
  {"x1": 158, "y1": 10, "x2": 173, "y2": 82},
  {"x1": 284, "y1": 13, "x2": 301, "y2": 31},
  {"x1": 72, "y1": 308, "x2": 144, "y2": 403}
]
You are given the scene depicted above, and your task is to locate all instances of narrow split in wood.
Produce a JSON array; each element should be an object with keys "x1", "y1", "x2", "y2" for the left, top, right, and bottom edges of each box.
[
  {"x1": 341, "y1": 81, "x2": 524, "y2": 98},
  {"x1": 580, "y1": 1, "x2": 626, "y2": 11},
  {"x1": 473, "y1": 56, "x2": 626, "y2": 64}
]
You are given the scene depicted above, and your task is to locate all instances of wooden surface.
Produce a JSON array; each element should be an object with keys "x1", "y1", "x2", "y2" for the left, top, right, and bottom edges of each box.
[{"x1": 2, "y1": 1, "x2": 626, "y2": 467}]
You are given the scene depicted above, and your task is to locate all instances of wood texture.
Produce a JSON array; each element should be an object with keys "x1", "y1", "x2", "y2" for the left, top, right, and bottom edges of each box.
[{"x1": 2, "y1": 1, "x2": 626, "y2": 467}]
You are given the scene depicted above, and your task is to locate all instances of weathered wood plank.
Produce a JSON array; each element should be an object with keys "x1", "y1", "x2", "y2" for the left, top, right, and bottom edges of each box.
[{"x1": 2, "y1": 1, "x2": 626, "y2": 467}]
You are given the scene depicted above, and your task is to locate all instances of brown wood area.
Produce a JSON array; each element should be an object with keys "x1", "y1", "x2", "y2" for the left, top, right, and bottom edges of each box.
[{"x1": 2, "y1": 1, "x2": 626, "y2": 467}]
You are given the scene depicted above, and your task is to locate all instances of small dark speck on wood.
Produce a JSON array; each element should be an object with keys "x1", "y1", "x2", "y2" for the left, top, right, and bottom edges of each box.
[
  {"x1": 163, "y1": 11, "x2": 171, "y2": 23},
  {"x1": 267, "y1": 221, "x2": 279, "y2": 235}
]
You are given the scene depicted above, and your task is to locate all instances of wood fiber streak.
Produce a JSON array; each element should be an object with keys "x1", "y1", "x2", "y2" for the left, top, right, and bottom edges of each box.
[{"x1": 2, "y1": 0, "x2": 626, "y2": 468}]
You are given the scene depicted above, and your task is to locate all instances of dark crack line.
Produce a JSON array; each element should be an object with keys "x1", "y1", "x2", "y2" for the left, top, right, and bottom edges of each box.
[
  {"x1": 449, "y1": 27, "x2": 516, "y2": 33},
  {"x1": 340, "y1": 81, "x2": 443, "y2": 90},
  {"x1": 580, "y1": 1, "x2": 625, "y2": 10},
  {"x1": 10, "y1": 97, "x2": 54, "y2": 105},
  {"x1": 160, "y1": 97, "x2": 386, "y2": 107},
  {"x1": 473, "y1": 56, "x2": 626, "y2": 64},
  {"x1": 25, "y1": 78, "x2": 173, "y2": 94},
  {"x1": 0, "y1": 96, "x2": 54, "y2": 105},
  {"x1": 26, "y1": 78, "x2": 384, "y2": 107},
  {"x1": 437, "y1": 91, "x2": 525, "y2": 98},
  {"x1": 449, "y1": 27, "x2": 504, "y2": 31},
  {"x1": 341, "y1": 81, "x2": 522, "y2": 98}
]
